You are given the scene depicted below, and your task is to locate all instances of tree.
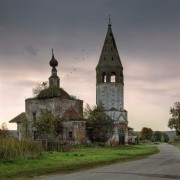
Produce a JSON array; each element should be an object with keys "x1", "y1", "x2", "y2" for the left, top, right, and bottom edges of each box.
[
  {"x1": 32, "y1": 81, "x2": 48, "y2": 97},
  {"x1": 168, "y1": 102, "x2": 180, "y2": 136},
  {"x1": 53, "y1": 115, "x2": 64, "y2": 138},
  {"x1": 34, "y1": 110, "x2": 63, "y2": 140},
  {"x1": 140, "y1": 127, "x2": 153, "y2": 140},
  {"x1": 84, "y1": 104, "x2": 114, "y2": 143},
  {"x1": 161, "y1": 132, "x2": 169, "y2": 143},
  {"x1": 0, "y1": 122, "x2": 9, "y2": 137},
  {"x1": 152, "y1": 131, "x2": 162, "y2": 142},
  {"x1": 20, "y1": 114, "x2": 32, "y2": 140}
]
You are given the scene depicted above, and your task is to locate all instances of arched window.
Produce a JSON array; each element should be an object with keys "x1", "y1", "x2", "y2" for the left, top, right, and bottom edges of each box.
[
  {"x1": 110, "y1": 72, "x2": 116, "y2": 82},
  {"x1": 102, "y1": 72, "x2": 107, "y2": 83}
]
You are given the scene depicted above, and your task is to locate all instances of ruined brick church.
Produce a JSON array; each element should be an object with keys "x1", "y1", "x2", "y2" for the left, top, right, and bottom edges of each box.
[{"x1": 10, "y1": 19, "x2": 128, "y2": 145}]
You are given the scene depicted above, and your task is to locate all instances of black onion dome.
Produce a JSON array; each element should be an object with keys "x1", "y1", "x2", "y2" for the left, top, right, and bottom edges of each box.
[
  {"x1": 49, "y1": 55, "x2": 58, "y2": 67},
  {"x1": 49, "y1": 49, "x2": 58, "y2": 67}
]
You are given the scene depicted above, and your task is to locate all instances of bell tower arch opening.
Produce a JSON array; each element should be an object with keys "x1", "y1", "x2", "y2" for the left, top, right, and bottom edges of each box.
[
  {"x1": 102, "y1": 72, "x2": 107, "y2": 83},
  {"x1": 110, "y1": 72, "x2": 116, "y2": 82}
]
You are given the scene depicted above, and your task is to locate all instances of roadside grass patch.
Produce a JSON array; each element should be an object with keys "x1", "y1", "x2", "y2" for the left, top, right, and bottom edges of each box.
[
  {"x1": 0, "y1": 144, "x2": 159, "y2": 178},
  {"x1": 170, "y1": 142, "x2": 180, "y2": 148}
]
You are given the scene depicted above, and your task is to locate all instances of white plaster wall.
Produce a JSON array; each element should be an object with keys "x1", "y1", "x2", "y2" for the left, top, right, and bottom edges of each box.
[
  {"x1": 96, "y1": 83, "x2": 128, "y2": 144},
  {"x1": 96, "y1": 83, "x2": 124, "y2": 111},
  {"x1": 105, "y1": 110, "x2": 127, "y2": 122}
]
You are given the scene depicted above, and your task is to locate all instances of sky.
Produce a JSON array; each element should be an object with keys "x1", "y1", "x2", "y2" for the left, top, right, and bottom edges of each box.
[{"x1": 1, "y1": 0, "x2": 180, "y2": 131}]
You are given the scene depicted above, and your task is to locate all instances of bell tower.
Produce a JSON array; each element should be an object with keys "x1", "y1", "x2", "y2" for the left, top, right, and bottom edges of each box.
[{"x1": 96, "y1": 18, "x2": 128, "y2": 145}]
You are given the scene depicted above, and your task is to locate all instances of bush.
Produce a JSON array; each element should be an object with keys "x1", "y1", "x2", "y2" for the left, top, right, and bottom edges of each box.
[
  {"x1": 162, "y1": 133, "x2": 169, "y2": 142},
  {"x1": 152, "y1": 131, "x2": 162, "y2": 142},
  {"x1": 0, "y1": 137, "x2": 42, "y2": 160}
]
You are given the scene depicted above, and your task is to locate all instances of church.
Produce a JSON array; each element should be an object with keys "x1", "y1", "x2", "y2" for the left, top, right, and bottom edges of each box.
[
  {"x1": 10, "y1": 19, "x2": 129, "y2": 145},
  {"x1": 10, "y1": 50, "x2": 86, "y2": 143},
  {"x1": 96, "y1": 20, "x2": 128, "y2": 145}
]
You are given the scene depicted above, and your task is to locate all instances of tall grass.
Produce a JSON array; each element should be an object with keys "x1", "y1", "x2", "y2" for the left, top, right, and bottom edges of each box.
[{"x1": 0, "y1": 137, "x2": 42, "y2": 159}]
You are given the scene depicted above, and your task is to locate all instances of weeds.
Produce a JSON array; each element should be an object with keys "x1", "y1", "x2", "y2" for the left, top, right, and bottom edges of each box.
[{"x1": 0, "y1": 137, "x2": 42, "y2": 159}]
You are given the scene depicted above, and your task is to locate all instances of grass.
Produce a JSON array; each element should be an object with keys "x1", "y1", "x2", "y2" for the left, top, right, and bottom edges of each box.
[
  {"x1": 170, "y1": 142, "x2": 180, "y2": 148},
  {"x1": 0, "y1": 137, "x2": 42, "y2": 159},
  {"x1": 0, "y1": 144, "x2": 159, "y2": 179}
]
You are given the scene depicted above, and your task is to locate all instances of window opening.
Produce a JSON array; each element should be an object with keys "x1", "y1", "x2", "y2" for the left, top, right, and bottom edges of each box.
[
  {"x1": 110, "y1": 72, "x2": 116, "y2": 82},
  {"x1": 68, "y1": 132, "x2": 73, "y2": 140},
  {"x1": 102, "y1": 72, "x2": 107, "y2": 83},
  {"x1": 32, "y1": 112, "x2": 36, "y2": 122}
]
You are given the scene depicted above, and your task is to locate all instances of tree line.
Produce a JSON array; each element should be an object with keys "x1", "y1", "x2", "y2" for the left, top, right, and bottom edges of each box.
[{"x1": 140, "y1": 127, "x2": 169, "y2": 142}]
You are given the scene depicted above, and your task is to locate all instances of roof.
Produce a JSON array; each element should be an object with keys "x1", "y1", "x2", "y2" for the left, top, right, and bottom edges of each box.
[
  {"x1": 96, "y1": 23, "x2": 123, "y2": 70},
  {"x1": 37, "y1": 87, "x2": 72, "y2": 99},
  {"x1": 9, "y1": 112, "x2": 25, "y2": 123}
]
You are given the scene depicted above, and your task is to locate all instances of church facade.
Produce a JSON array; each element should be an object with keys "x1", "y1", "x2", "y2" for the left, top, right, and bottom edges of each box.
[{"x1": 96, "y1": 21, "x2": 128, "y2": 145}]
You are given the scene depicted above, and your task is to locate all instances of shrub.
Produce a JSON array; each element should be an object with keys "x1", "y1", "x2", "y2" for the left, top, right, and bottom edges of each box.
[
  {"x1": 162, "y1": 133, "x2": 169, "y2": 142},
  {"x1": 0, "y1": 137, "x2": 42, "y2": 159},
  {"x1": 152, "y1": 131, "x2": 162, "y2": 142}
]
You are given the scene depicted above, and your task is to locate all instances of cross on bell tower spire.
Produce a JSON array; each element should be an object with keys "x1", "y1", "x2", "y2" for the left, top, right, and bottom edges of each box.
[{"x1": 108, "y1": 14, "x2": 111, "y2": 27}]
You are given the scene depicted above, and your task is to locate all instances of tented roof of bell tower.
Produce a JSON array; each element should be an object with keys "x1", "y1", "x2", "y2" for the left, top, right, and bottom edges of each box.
[{"x1": 96, "y1": 22, "x2": 123, "y2": 70}]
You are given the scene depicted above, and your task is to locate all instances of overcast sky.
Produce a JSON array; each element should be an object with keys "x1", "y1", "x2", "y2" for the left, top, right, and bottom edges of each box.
[{"x1": 1, "y1": 0, "x2": 180, "y2": 131}]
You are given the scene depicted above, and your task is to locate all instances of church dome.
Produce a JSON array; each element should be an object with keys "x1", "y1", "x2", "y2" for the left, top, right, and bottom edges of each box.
[
  {"x1": 37, "y1": 87, "x2": 71, "y2": 99},
  {"x1": 49, "y1": 49, "x2": 58, "y2": 67},
  {"x1": 49, "y1": 55, "x2": 58, "y2": 67}
]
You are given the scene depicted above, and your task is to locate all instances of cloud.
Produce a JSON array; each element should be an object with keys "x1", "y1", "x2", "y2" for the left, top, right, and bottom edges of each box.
[
  {"x1": 1, "y1": 0, "x2": 180, "y2": 131},
  {"x1": 23, "y1": 45, "x2": 38, "y2": 56}
]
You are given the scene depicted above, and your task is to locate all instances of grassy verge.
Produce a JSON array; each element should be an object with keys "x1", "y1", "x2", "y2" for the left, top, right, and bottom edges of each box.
[
  {"x1": 170, "y1": 142, "x2": 180, "y2": 148},
  {"x1": 0, "y1": 144, "x2": 159, "y2": 179}
]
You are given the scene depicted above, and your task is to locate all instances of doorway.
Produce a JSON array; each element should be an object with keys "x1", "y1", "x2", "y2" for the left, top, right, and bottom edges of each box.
[{"x1": 119, "y1": 134, "x2": 125, "y2": 145}]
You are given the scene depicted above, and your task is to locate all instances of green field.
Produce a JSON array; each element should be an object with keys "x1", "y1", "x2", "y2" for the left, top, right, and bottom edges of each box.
[{"x1": 0, "y1": 145, "x2": 159, "y2": 179}]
